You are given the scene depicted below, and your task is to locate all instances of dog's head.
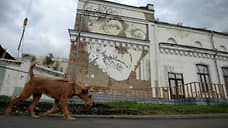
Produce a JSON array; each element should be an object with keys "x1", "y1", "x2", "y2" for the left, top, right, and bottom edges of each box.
[{"x1": 77, "y1": 87, "x2": 94, "y2": 108}]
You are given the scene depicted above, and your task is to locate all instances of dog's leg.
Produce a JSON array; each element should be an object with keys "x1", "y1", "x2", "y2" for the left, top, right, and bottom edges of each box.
[
  {"x1": 44, "y1": 99, "x2": 59, "y2": 116},
  {"x1": 6, "y1": 83, "x2": 32, "y2": 115},
  {"x1": 60, "y1": 98, "x2": 75, "y2": 120},
  {"x1": 29, "y1": 93, "x2": 42, "y2": 119}
]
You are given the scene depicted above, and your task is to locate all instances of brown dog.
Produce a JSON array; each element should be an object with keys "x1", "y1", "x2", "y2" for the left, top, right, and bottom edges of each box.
[{"x1": 6, "y1": 63, "x2": 93, "y2": 120}]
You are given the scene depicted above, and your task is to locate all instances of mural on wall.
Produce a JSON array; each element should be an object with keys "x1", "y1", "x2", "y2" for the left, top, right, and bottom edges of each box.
[
  {"x1": 75, "y1": 39, "x2": 151, "y2": 88},
  {"x1": 76, "y1": 15, "x2": 148, "y2": 40},
  {"x1": 87, "y1": 41, "x2": 142, "y2": 81}
]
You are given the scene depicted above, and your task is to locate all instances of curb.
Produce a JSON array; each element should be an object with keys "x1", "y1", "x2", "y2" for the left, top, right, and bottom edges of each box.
[{"x1": 48, "y1": 114, "x2": 228, "y2": 120}]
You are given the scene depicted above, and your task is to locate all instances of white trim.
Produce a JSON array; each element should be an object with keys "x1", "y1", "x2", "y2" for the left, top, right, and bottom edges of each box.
[
  {"x1": 154, "y1": 24, "x2": 161, "y2": 87},
  {"x1": 69, "y1": 30, "x2": 150, "y2": 46},
  {"x1": 148, "y1": 23, "x2": 154, "y2": 88}
]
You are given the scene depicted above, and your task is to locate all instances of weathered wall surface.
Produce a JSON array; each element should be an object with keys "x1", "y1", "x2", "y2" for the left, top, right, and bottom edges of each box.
[
  {"x1": 77, "y1": 0, "x2": 154, "y2": 21},
  {"x1": 159, "y1": 50, "x2": 218, "y2": 86},
  {"x1": 69, "y1": 0, "x2": 228, "y2": 93},
  {"x1": 153, "y1": 24, "x2": 228, "y2": 87},
  {"x1": 75, "y1": 15, "x2": 148, "y2": 40},
  {"x1": 73, "y1": 39, "x2": 151, "y2": 89},
  {"x1": 213, "y1": 34, "x2": 228, "y2": 52},
  {"x1": 68, "y1": 0, "x2": 153, "y2": 89},
  {"x1": 156, "y1": 25, "x2": 213, "y2": 49},
  {"x1": 75, "y1": 0, "x2": 154, "y2": 40}
]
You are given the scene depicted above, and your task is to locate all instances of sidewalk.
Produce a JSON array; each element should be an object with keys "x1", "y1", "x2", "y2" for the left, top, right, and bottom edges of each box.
[{"x1": 48, "y1": 113, "x2": 228, "y2": 119}]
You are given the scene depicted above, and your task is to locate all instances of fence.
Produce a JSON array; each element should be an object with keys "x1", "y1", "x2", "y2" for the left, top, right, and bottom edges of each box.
[{"x1": 84, "y1": 82, "x2": 228, "y2": 104}]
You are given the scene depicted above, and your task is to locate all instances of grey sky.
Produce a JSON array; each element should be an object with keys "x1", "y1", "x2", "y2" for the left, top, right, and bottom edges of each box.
[{"x1": 0, "y1": 0, "x2": 227, "y2": 59}]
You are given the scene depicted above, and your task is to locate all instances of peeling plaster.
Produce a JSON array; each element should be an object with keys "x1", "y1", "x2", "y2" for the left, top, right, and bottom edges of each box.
[
  {"x1": 80, "y1": 15, "x2": 147, "y2": 40},
  {"x1": 86, "y1": 41, "x2": 150, "y2": 81}
]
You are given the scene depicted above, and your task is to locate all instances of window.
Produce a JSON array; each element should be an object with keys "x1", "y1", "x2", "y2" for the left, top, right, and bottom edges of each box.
[
  {"x1": 168, "y1": 72, "x2": 185, "y2": 99},
  {"x1": 60, "y1": 67, "x2": 63, "y2": 72},
  {"x1": 196, "y1": 64, "x2": 211, "y2": 91},
  {"x1": 222, "y1": 67, "x2": 228, "y2": 85},
  {"x1": 195, "y1": 41, "x2": 202, "y2": 48},
  {"x1": 220, "y1": 45, "x2": 227, "y2": 52},
  {"x1": 53, "y1": 67, "x2": 57, "y2": 70},
  {"x1": 222, "y1": 67, "x2": 228, "y2": 97},
  {"x1": 167, "y1": 37, "x2": 177, "y2": 44}
]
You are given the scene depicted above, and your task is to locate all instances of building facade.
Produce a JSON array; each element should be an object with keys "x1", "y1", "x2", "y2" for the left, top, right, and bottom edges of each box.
[
  {"x1": 36, "y1": 57, "x2": 69, "y2": 73},
  {"x1": 67, "y1": 0, "x2": 228, "y2": 98},
  {"x1": 0, "y1": 54, "x2": 65, "y2": 99}
]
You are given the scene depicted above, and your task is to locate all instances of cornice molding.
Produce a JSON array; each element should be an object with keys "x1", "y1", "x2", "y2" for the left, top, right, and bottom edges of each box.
[
  {"x1": 159, "y1": 43, "x2": 228, "y2": 61},
  {"x1": 69, "y1": 29, "x2": 150, "y2": 51}
]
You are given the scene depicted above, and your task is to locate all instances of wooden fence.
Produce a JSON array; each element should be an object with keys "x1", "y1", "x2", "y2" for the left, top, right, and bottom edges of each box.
[{"x1": 89, "y1": 82, "x2": 228, "y2": 102}]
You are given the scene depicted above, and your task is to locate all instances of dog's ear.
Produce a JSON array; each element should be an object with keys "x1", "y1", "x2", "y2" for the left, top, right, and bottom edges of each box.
[{"x1": 82, "y1": 88, "x2": 88, "y2": 94}]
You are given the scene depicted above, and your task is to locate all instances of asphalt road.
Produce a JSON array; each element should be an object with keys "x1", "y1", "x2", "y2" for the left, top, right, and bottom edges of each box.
[{"x1": 0, "y1": 115, "x2": 228, "y2": 128}]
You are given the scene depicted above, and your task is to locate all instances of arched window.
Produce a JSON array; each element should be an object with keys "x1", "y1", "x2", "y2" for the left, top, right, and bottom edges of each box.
[
  {"x1": 195, "y1": 41, "x2": 202, "y2": 48},
  {"x1": 167, "y1": 37, "x2": 177, "y2": 44},
  {"x1": 220, "y1": 45, "x2": 227, "y2": 51}
]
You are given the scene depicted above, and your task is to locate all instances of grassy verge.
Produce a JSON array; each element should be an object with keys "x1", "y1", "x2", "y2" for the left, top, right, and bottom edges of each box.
[
  {"x1": 105, "y1": 102, "x2": 228, "y2": 115},
  {"x1": 0, "y1": 95, "x2": 11, "y2": 102},
  {"x1": 1, "y1": 96, "x2": 228, "y2": 115}
]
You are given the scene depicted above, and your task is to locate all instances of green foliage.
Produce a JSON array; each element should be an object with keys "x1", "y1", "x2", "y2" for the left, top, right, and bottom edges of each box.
[
  {"x1": 42, "y1": 53, "x2": 54, "y2": 66},
  {"x1": 0, "y1": 95, "x2": 11, "y2": 102}
]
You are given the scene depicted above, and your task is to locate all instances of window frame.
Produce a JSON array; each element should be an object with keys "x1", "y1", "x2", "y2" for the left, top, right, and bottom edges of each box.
[
  {"x1": 168, "y1": 72, "x2": 185, "y2": 99},
  {"x1": 196, "y1": 64, "x2": 211, "y2": 92}
]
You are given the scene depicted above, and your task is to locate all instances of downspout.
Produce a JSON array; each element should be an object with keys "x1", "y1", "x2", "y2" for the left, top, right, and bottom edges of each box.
[
  {"x1": 210, "y1": 31, "x2": 221, "y2": 84},
  {"x1": 72, "y1": 0, "x2": 89, "y2": 83}
]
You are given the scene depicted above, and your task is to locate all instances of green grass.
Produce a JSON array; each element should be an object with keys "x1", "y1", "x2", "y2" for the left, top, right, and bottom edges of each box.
[
  {"x1": 0, "y1": 95, "x2": 11, "y2": 102},
  {"x1": 1, "y1": 96, "x2": 228, "y2": 115},
  {"x1": 105, "y1": 102, "x2": 228, "y2": 115}
]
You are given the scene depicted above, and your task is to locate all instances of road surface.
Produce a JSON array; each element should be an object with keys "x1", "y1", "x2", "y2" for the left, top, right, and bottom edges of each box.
[{"x1": 0, "y1": 115, "x2": 227, "y2": 128}]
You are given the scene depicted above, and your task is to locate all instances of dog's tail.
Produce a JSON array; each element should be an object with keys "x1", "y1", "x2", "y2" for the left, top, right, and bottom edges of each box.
[{"x1": 29, "y1": 62, "x2": 36, "y2": 78}]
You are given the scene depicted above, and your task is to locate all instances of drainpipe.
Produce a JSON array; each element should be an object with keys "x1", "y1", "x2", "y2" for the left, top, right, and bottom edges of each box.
[
  {"x1": 210, "y1": 31, "x2": 221, "y2": 84},
  {"x1": 72, "y1": 0, "x2": 89, "y2": 83}
]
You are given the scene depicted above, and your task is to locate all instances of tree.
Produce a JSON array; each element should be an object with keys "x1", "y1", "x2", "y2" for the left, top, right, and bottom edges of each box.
[{"x1": 43, "y1": 53, "x2": 54, "y2": 66}]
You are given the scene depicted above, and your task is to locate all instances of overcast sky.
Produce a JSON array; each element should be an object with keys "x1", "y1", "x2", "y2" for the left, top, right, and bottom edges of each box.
[{"x1": 0, "y1": 0, "x2": 228, "y2": 59}]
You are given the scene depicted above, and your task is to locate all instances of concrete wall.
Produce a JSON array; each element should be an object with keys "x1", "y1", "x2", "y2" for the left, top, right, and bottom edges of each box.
[{"x1": 0, "y1": 55, "x2": 65, "y2": 100}]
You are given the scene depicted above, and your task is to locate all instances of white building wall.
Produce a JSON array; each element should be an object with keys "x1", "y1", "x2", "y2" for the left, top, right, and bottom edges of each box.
[
  {"x1": 0, "y1": 57, "x2": 65, "y2": 101},
  {"x1": 159, "y1": 51, "x2": 219, "y2": 86},
  {"x1": 152, "y1": 24, "x2": 228, "y2": 87},
  {"x1": 157, "y1": 25, "x2": 213, "y2": 49},
  {"x1": 213, "y1": 34, "x2": 228, "y2": 52}
]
